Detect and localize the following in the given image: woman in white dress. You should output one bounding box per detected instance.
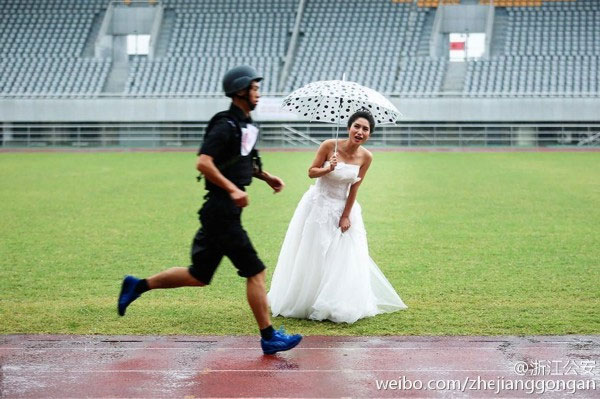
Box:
[268,110,407,324]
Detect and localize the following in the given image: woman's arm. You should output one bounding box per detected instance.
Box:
[308,140,337,178]
[339,151,372,233]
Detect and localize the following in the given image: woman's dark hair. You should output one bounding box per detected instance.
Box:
[347,109,375,132]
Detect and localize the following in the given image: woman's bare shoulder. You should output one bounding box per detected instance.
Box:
[361,147,373,162]
[321,139,336,148]
[317,139,336,153]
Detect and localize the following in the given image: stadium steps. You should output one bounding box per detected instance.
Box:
[441,61,467,92]
[416,10,435,57]
[154,9,175,59]
[577,132,600,146]
[490,7,508,57]
[281,125,321,146]
[82,11,106,58]
[103,61,129,93]
[102,36,129,93]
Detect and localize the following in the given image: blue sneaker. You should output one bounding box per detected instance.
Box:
[118,275,141,316]
[261,326,302,355]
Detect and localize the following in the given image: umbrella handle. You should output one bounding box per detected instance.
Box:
[334,126,338,155]
[334,80,344,155]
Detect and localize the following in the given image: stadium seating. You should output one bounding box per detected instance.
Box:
[0,0,108,95]
[125,56,282,94]
[463,0,600,96]
[285,0,438,94]
[0,56,110,96]
[418,0,460,7]
[0,0,598,97]
[464,55,599,96]
[393,57,447,95]
[126,0,296,94]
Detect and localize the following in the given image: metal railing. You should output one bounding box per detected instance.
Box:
[1,91,599,99]
[2,123,599,148]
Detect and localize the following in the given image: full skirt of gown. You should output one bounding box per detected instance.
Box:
[267,162,407,324]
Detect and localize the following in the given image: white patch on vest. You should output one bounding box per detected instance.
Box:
[241,124,259,156]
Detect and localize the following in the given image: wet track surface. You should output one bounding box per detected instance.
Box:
[1,335,599,398]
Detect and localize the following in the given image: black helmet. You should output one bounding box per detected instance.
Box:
[222,65,263,97]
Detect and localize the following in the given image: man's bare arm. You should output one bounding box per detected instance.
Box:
[196,154,248,207]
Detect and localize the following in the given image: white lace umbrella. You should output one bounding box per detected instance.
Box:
[282,78,401,152]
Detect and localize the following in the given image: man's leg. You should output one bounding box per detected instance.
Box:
[246,270,270,329]
[147,267,206,289]
[245,269,302,354]
[118,222,222,316]
[117,267,206,316]
[227,232,302,355]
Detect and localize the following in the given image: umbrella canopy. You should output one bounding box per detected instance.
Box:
[282,80,401,126]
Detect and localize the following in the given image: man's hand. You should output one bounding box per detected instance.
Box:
[230,188,249,207]
[266,174,285,193]
[339,216,351,233]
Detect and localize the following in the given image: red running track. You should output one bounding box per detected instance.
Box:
[1,147,600,153]
[0,335,599,398]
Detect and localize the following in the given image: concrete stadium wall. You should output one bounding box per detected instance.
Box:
[96,4,159,59]
[112,7,155,35]
[0,97,598,123]
[440,5,489,33]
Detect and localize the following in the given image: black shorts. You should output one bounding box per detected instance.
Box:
[188,192,265,285]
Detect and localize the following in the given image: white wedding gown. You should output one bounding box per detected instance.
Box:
[268,162,407,324]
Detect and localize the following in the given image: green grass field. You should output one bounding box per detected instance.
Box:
[1,151,599,336]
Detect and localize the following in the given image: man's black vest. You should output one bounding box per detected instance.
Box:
[199,110,262,192]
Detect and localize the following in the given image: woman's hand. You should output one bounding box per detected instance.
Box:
[339,216,351,233]
[328,153,338,171]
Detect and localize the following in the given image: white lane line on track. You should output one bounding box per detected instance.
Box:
[3,346,590,350]
[2,367,512,373]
